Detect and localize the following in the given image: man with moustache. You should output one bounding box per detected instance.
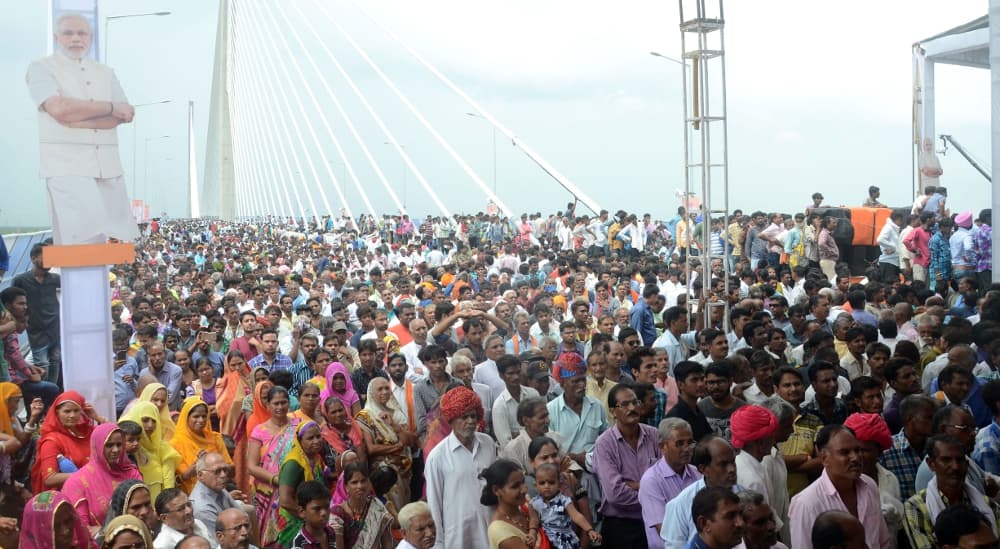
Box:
[638,418,701,549]
[214,508,256,549]
[396,501,436,549]
[26,12,139,244]
[788,425,889,549]
[737,491,788,549]
[686,487,746,549]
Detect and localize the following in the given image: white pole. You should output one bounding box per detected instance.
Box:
[990,0,1000,282]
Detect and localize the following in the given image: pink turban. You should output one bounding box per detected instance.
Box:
[440,386,483,425]
[956,211,974,229]
[730,405,778,449]
[844,413,892,451]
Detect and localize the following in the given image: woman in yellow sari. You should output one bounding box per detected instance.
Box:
[120,402,180,499]
[138,383,176,441]
[171,396,233,493]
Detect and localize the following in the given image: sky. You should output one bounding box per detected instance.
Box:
[0,0,992,229]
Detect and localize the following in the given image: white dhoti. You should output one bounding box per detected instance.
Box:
[45,175,139,245]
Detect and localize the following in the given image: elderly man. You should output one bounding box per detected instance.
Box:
[214,508,255,549]
[902,435,1000,549]
[26,13,139,244]
[153,488,215,549]
[397,501,436,549]
[191,452,247,534]
[400,318,431,380]
[662,436,743,549]
[425,386,495,549]
[638,418,701,549]
[789,425,889,549]
[594,384,661,548]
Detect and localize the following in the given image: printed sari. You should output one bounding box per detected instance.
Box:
[61,423,142,528]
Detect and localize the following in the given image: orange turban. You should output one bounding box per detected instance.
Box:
[844,413,892,451]
[440,386,483,425]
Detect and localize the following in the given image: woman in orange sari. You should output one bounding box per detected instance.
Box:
[216,351,252,491]
[171,396,233,493]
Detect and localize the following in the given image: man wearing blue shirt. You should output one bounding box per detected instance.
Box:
[630,284,661,346]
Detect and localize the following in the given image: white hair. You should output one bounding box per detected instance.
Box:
[398,501,432,532]
[55,12,91,33]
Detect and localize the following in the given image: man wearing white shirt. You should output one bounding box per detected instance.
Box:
[530,304,561,342]
[425,386,496,549]
[400,319,431,381]
[396,502,436,549]
[473,334,508,403]
[731,405,786,535]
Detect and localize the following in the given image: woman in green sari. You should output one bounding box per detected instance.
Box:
[275,420,326,548]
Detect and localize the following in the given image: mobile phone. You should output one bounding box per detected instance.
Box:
[202,331,218,343]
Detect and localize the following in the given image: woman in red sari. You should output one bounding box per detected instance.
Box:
[30,391,102,493]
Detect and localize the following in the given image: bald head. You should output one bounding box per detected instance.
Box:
[215,508,251,549]
[812,511,867,549]
[947,344,977,371]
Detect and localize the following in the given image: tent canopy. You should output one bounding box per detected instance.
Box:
[919,15,989,69]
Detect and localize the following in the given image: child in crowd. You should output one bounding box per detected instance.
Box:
[530,463,601,549]
[118,420,143,467]
[289,480,335,549]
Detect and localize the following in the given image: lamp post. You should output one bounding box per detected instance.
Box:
[131,100,172,196]
[104,11,171,63]
[143,135,170,202]
[383,142,406,210]
[465,112,497,195]
[649,51,689,68]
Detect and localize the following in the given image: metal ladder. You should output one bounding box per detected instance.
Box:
[679,0,731,331]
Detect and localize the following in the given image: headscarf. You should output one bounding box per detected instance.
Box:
[246,379,274,437]
[321,397,364,456]
[19,490,97,549]
[282,421,323,482]
[61,424,142,527]
[97,479,149,545]
[729,405,778,449]
[355,378,403,446]
[330,450,359,506]
[439,386,484,425]
[217,351,252,436]
[320,362,359,410]
[844,413,892,452]
[138,383,176,441]
[0,382,22,436]
[101,515,153,549]
[30,391,95,493]
[172,396,233,492]
[119,402,181,500]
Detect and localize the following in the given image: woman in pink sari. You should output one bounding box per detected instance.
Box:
[19,490,98,549]
[246,385,299,546]
[61,423,142,534]
[320,362,361,416]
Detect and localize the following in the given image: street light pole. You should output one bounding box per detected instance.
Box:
[466,112,498,195]
[131,100,172,197]
[144,135,170,202]
[104,11,171,64]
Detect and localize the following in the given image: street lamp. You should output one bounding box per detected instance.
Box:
[131,100,172,197]
[104,11,171,63]
[649,51,689,68]
[384,142,406,209]
[465,112,498,195]
[144,135,170,202]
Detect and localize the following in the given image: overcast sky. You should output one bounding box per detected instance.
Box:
[0,0,991,229]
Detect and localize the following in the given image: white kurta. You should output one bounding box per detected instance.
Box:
[425,431,497,549]
[27,51,139,244]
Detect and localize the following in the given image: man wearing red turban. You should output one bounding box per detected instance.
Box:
[732,405,785,535]
[425,386,495,548]
[844,413,903,543]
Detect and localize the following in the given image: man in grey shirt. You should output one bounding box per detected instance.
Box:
[190,452,248,534]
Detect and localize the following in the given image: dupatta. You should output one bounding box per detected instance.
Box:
[30,391,94,493]
[138,383,176,441]
[0,382,21,436]
[217,351,251,437]
[19,491,97,549]
[319,362,360,410]
[171,396,233,493]
[120,402,181,500]
[61,423,141,527]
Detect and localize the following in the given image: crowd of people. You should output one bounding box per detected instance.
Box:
[0,188,996,549]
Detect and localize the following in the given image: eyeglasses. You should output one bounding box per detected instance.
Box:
[946,424,978,433]
[201,466,229,476]
[220,522,251,533]
[615,399,641,409]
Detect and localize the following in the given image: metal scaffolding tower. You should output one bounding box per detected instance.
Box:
[679,0,731,329]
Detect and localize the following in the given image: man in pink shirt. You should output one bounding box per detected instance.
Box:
[788,424,889,549]
[902,213,934,284]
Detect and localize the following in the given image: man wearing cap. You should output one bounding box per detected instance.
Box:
[593,384,661,548]
[425,386,495,549]
[951,211,978,281]
[844,413,904,545]
[731,405,783,534]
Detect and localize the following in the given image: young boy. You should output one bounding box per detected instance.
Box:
[289,480,335,549]
[118,420,143,467]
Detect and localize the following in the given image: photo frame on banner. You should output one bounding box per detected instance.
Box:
[49,0,101,60]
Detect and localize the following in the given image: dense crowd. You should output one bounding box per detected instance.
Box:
[0,186,997,549]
